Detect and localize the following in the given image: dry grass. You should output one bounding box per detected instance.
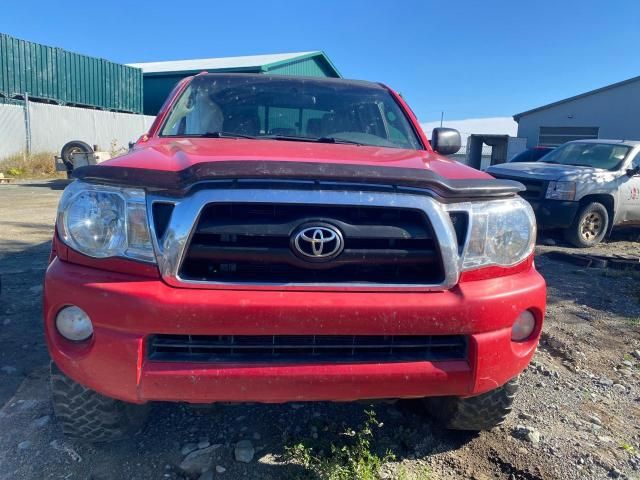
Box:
[0,152,62,178]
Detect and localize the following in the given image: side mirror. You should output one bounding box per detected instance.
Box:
[431,128,461,155]
[626,166,640,177]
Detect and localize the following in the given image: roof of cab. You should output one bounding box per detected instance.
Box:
[189,72,386,90]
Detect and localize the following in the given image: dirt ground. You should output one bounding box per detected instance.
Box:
[0,180,639,480]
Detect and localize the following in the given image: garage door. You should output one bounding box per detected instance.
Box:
[538,126,599,147]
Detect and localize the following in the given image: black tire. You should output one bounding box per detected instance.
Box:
[60,140,93,177]
[564,202,609,248]
[423,377,519,431]
[50,362,149,442]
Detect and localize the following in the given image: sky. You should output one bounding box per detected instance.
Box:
[2,0,640,126]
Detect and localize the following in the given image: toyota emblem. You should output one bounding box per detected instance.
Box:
[291,224,344,261]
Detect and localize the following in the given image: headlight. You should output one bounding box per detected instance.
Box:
[57,181,155,262]
[452,196,536,270]
[546,181,575,201]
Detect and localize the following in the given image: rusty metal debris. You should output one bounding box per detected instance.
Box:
[543,251,640,270]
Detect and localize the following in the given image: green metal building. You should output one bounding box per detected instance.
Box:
[129,51,341,115]
[0,34,341,117]
[0,33,143,113]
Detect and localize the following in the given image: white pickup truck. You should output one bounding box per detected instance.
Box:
[487,139,640,247]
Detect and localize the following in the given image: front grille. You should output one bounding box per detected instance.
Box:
[518,179,546,200]
[147,334,468,363]
[491,174,546,201]
[179,203,444,285]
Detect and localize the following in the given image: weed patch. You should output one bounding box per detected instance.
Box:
[284,410,394,480]
[620,442,636,455]
[0,152,59,178]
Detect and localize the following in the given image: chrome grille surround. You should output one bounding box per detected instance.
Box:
[147,187,465,291]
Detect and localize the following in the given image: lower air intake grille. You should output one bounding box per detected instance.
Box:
[147,334,467,363]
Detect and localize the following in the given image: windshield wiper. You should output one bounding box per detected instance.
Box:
[317,136,364,146]
[265,134,363,146]
[197,132,364,145]
[200,131,258,139]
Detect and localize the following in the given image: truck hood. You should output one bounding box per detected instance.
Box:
[75,138,525,199]
[102,137,488,180]
[487,161,604,181]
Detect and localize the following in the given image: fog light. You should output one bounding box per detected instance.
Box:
[55,306,93,342]
[512,310,536,341]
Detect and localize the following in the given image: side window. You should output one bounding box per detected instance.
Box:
[161,85,193,135]
[268,107,299,135]
[301,109,327,136]
[380,104,413,147]
[631,151,640,168]
[607,145,628,168]
[387,110,407,144]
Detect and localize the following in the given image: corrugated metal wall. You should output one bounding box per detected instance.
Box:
[0,103,27,159]
[0,101,154,160]
[0,34,143,113]
[140,55,340,115]
[142,75,192,116]
[267,58,333,77]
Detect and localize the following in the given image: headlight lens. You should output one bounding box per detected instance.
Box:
[64,189,126,256]
[546,181,576,201]
[57,181,155,262]
[457,196,536,270]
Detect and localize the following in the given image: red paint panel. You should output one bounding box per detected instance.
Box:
[44,259,545,403]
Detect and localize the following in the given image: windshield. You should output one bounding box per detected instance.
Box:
[510,148,553,163]
[538,142,631,170]
[160,75,422,150]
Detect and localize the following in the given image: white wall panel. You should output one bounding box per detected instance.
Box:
[28,103,155,154]
[0,104,27,158]
[0,102,155,160]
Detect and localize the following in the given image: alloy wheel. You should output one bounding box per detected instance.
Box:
[579,212,603,242]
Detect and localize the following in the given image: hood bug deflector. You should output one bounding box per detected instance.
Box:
[73,161,523,201]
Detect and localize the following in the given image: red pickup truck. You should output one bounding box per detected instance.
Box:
[45,73,545,441]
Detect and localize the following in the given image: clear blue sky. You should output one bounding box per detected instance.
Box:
[2,0,639,122]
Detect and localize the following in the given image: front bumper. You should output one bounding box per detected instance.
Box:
[528,199,579,229]
[44,258,546,404]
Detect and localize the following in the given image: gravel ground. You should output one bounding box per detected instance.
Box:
[0,180,639,480]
